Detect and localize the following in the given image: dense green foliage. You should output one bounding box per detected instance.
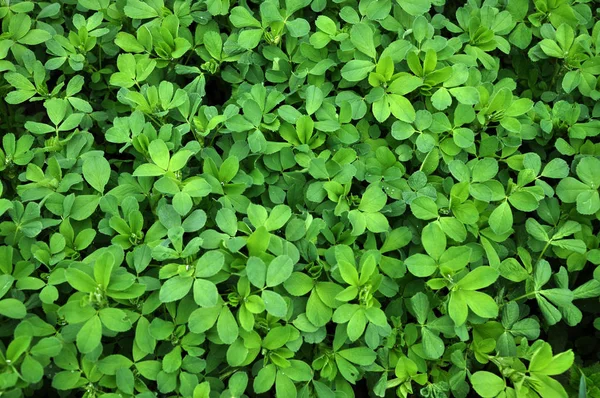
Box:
[0,0,599,397]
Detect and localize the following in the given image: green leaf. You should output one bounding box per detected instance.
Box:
[276,372,297,398]
[449,87,480,105]
[351,23,376,59]
[305,86,324,115]
[449,290,468,326]
[439,217,467,242]
[472,158,499,182]
[188,306,221,333]
[499,258,529,282]
[216,208,238,236]
[505,98,534,117]
[341,60,375,82]
[540,350,574,375]
[388,94,416,123]
[65,268,97,293]
[422,222,446,261]
[410,196,438,220]
[556,177,591,203]
[77,315,102,354]
[347,308,367,341]
[348,209,367,236]
[21,355,44,383]
[230,7,261,28]
[0,0,597,390]
[247,203,268,228]
[388,74,423,95]
[99,308,132,332]
[464,290,499,319]
[163,346,182,373]
[265,205,292,231]
[405,254,437,277]
[217,306,239,344]
[285,0,311,14]
[0,298,27,319]
[247,226,270,256]
[193,279,219,307]
[115,32,145,53]
[540,39,564,58]
[159,276,193,303]
[359,185,387,212]
[453,128,475,148]
[254,364,277,393]
[550,239,587,253]
[83,156,111,193]
[509,191,538,212]
[262,290,288,318]
[338,260,359,286]
[526,218,550,242]
[286,18,310,37]
[195,251,225,277]
[174,192,192,215]
[284,272,314,296]
[52,371,82,390]
[148,139,170,170]
[399,0,431,15]
[6,335,31,363]
[203,31,223,59]
[133,163,166,177]
[170,150,194,173]
[576,157,600,188]
[457,267,499,290]
[266,255,294,287]
[380,227,412,253]
[116,368,135,395]
[471,371,505,397]
[529,343,553,373]
[30,337,62,357]
[364,211,390,233]
[124,0,159,19]
[246,257,267,288]
[422,328,445,359]
[432,87,452,110]
[24,121,54,135]
[238,29,263,49]
[337,347,376,365]
[409,293,429,324]
[489,201,513,235]
[45,98,67,125]
[576,190,600,215]
[562,70,581,93]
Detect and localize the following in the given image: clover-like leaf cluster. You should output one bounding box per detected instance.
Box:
[0,1,599,398]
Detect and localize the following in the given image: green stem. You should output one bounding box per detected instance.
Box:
[549,62,565,89]
[218,366,235,380]
[537,240,551,264]
[511,291,536,302]
[184,48,196,66]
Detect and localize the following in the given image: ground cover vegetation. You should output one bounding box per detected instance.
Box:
[0,0,599,397]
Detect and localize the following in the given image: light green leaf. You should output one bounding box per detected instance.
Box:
[266,255,294,287]
[351,23,376,59]
[77,315,102,354]
[341,60,375,82]
[359,185,387,212]
[159,276,193,303]
[489,201,513,235]
[83,156,111,193]
[471,371,505,397]
[410,197,438,220]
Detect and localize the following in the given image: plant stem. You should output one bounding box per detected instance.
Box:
[511,291,536,302]
[536,240,551,264]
